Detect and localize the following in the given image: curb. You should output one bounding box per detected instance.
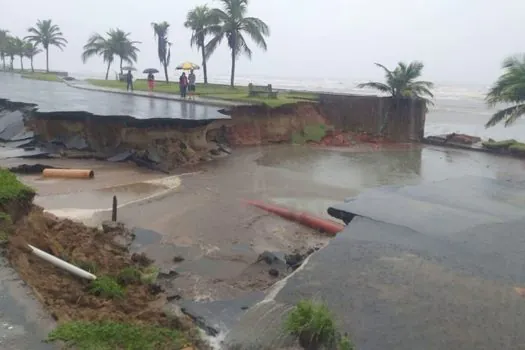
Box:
[63,80,248,109]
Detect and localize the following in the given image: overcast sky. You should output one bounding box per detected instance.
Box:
[1,0,524,85]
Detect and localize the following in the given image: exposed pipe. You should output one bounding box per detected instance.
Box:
[244,200,345,236]
[42,168,95,179]
[28,244,97,280]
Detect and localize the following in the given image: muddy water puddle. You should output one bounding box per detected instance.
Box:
[256,145,525,191]
[34,182,167,210]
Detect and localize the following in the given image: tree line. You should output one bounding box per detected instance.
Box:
[0,0,269,87]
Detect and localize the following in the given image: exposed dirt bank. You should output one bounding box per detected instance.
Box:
[2,97,421,173]
[0,169,203,348]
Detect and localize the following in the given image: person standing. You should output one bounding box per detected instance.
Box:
[126,69,134,92]
[179,72,188,98]
[147,72,155,93]
[188,69,196,99]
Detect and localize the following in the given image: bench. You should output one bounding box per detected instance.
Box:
[248,83,278,99]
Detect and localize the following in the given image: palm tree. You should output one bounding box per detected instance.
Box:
[206,0,270,87]
[0,29,9,71]
[357,61,434,105]
[5,36,15,71]
[81,32,116,80]
[12,37,26,71]
[25,19,67,72]
[485,55,525,127]
[24,42,42,72]
[185,6,217,84]
[152,22,171,83]
[110,29,140,75]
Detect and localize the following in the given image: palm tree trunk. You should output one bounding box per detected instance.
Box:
[120,58,123,75]
[230,49,236,87]
[163,62,169,84]
[45,48,49,73]
[31,57,34,73]
[1,56,5,71]
[105,61,111,80]
[201,46,208,84]
[19,55,23,71]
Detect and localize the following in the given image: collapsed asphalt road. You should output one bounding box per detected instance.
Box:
[224,176,525,350]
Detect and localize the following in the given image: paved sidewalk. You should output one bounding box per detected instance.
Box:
[64,80,253,108]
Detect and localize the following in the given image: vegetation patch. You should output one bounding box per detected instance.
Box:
[117,266,142,285]
[292,124,327,145]
[284,299,355,350]
[88,276,125,299]
[47,320,185,350]
[482,139,517,150]
[509,142,525,155]
[285,299,338,349]
[21,72,61,82]
[87,79,318,108]
[0,169,35,205]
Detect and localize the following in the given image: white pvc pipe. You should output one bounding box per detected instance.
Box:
[28,244,97,281]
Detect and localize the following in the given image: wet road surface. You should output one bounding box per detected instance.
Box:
[224,176,525,350]
[0,73,227,119]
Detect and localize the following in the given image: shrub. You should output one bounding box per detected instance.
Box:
[88,276,125,299]
[285,299,337,350]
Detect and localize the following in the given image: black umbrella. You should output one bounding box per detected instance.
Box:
[143,68,159,74]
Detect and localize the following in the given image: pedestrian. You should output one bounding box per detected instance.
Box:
[126,69,134,92]
[147,72,155,93]
[188,69,196,99]
[179,72,188,98]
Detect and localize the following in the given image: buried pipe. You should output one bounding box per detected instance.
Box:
[244,200,345,236]
[28,244,97,281]
[42,168,95,179]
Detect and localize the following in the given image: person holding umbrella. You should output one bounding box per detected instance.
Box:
[179,72,188,98]
[176,62,200,99]
[143,68,159,94]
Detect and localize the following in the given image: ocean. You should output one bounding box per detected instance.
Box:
[70,71,525,143]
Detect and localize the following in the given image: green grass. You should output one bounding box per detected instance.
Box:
[509,142,525,154]
[291,124,327,144]
[482,139,525,155]
[47,320,185,350]
[482,139,517,150]
[285,299,338,349]
[87,79,319,108]
[0,169,35,206]
[20,72,62,82]
[88,276,125,299]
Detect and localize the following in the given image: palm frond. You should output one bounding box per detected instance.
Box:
[485,104,525,127]
[357,81,392,93]
[240,17,269,51]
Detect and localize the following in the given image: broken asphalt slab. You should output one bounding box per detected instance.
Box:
[223,176,525,350]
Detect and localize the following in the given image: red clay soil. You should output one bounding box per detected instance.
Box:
[6,206,198,341]
[310,130,398,147]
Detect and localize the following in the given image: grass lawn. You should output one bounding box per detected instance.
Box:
[20,72,62,82]
[87,79,319,107]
